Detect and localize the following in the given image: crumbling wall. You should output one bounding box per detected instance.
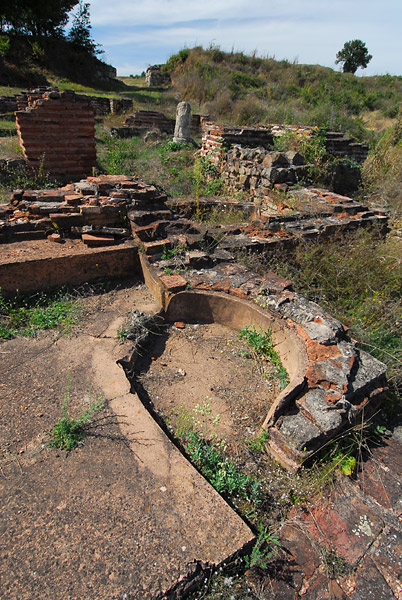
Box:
[145,65,171,87]
[221,146,309,199]
[201,121,368,198]
[16,88,132,116]
[110,110,206,139]
[124,110,175,134]
[15,89,97,179]
[201,121,369,164]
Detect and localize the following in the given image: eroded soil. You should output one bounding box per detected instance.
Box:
[136,322,281,444]
[134,323,310,529]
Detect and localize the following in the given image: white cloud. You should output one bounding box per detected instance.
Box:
[88,0,402,76]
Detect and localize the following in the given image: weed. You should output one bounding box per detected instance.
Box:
[161,243,186,261]
[47,383,104,452]
[244,522,280,569]
[239,326,289,388]
[247,429,269,452]
[0,288,79,339]
[180,427,262,504]
[117,310,159,344]
[320,547,352,578]
[310,416,387,480]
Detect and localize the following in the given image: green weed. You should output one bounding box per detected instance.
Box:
[179,426,262,504]
[247,429,269,452]
[310,418,388,480]
[47,384,104,452]
[239,326,289,388]
[244,522,280,570]
[0,289,79,339]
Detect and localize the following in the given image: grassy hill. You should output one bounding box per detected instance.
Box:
[0,33,122,91]
[163,46,402,141]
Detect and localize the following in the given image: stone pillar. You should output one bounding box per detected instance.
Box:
[173,102,192,143]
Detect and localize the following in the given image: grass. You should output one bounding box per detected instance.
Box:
[239,326,289,389]
[96,133,196,196]
[179,426,262,505]
[239,229,402,405]
[166,45,402,140]
[0,288,79,339]
[47,383,104,452]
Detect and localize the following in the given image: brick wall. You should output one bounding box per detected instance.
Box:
[124,110,175,134]
[15,89,97,179]
[201,121,369,165]
[16,88,133,116]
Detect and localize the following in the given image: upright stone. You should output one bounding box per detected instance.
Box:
[173,102,192,143]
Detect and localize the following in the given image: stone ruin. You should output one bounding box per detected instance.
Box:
[173,101,193,143]
[0,88,133,117]
[0,171,389,471]
[15,89,97,180]
[201,121,369,197]
[110,110,206,139]
[145,65,172,87]
[0,95,392,470]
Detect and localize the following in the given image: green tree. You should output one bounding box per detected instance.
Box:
[0,0,78,36]
[335,39,372,74]
[67,1,101,55]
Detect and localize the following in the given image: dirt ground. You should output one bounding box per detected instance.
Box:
[136,322,281,445]
[135,323,310,530]
[0,279,255,600]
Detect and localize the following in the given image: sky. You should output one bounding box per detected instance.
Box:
[86,0,401,77]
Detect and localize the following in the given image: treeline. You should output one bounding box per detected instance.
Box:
[0,0,100,55]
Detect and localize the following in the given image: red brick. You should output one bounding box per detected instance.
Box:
[160,274,187,292]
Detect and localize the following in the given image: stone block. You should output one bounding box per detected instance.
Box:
[262,152,290,168]
[278,412,322,452]
[160,273,187,292]
[297,389,344,434]
[82,233,115,246]
[348,558,394,600]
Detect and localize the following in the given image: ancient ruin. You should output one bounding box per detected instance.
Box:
[1,98,401,599]
[173,101,193,143]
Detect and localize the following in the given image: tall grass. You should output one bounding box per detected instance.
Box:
[167,46,402,140]
[240,230,402,401]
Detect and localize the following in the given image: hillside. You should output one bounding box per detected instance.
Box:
[0,34,122,90]
[163,46,402,141]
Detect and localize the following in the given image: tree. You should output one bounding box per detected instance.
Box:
[335,40,372,74]
[67,1,102,55]
[1,0,78,36]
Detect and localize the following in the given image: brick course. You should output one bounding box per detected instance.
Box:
[15,90,97,179]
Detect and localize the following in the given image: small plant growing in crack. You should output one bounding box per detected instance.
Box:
[239,326,289,389]
[47,383,104,452]
[244,522,280,569]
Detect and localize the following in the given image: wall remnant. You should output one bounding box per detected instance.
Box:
[16,87,132,116]
[201,121,368,164]
[200,120,368,197]
[0,95,18,113]
[110,109,206,139]
[0,173,389,469]
[145,65,171,87]
[15,89,97,179]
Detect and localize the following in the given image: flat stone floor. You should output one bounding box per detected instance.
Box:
[0,237,133,264]
[0,281,253,600]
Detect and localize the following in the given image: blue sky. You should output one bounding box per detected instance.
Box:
[86,0,401,77]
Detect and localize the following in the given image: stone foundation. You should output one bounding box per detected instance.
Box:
[0,174,388,470]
